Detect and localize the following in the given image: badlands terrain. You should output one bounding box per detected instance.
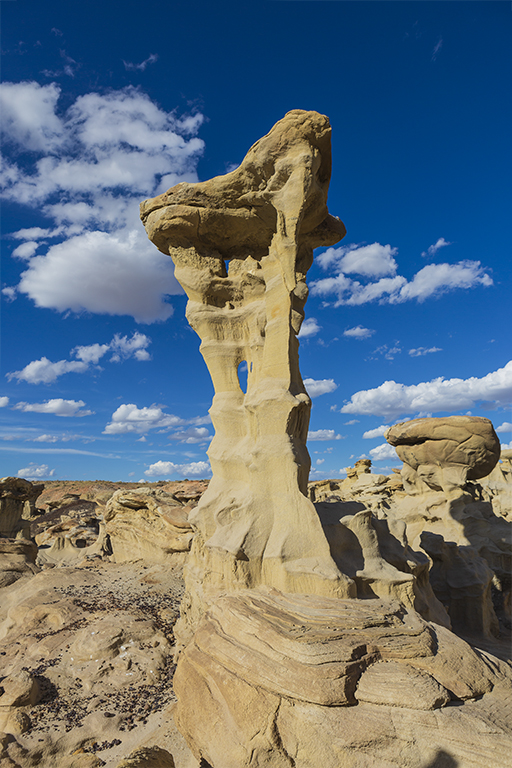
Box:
[0,448,511,768]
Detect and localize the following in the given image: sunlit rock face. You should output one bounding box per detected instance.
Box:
[0,477,44,540]
[142,115,512,768]
[142,110,354,646]
[385,416,501,497]
[384,416,511,639]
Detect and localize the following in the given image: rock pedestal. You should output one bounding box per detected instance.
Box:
[142,110,353,646]
[142,114,512,768]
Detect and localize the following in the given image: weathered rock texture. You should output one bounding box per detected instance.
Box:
[385,416,500,497]
[383,417,511,639]
[0,477,44,539]
[104,487,194,564]
[174,589,512,768]
[141,110,354,646]
[140,114,512,768]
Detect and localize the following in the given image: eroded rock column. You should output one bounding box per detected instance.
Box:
[141,110,354,644]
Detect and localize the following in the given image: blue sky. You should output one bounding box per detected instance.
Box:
[1,0,511,482]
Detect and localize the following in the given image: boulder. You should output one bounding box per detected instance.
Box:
[104,487,194,563]
[385,416,500,496]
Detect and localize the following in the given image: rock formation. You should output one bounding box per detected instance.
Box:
[0,477,44,539]
[385,416,501,498]
[383,416,511,639]
[141,109,354,647]
[141,112,512,768]
[104,487,194,564]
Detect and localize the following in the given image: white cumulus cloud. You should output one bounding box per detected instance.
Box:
[104,403,185,435]
[317,243,398,277]
[311,241,492,308]
[14,399,93,417]
[341,360,512,419]
[32,434,60,443]
[369,443,398,461]
[8,357,89,385]
[362,425,389,439]
[144,460,211,478]
[0,82,204,322]
[9,332,152,384]
[304,378,338,398]
[169,427,211,444]
[0,397,9,407]
[298,317,321,339]
[496,422,512,433]
[343,325,375,340]
[17,462,55,479]
[308,429,343,441]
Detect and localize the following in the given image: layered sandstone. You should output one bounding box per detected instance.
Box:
[141,112,512,768]
[141,110,353,647]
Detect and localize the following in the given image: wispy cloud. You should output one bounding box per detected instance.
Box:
[123,54,159,72]
[373,344,402,361]
[408,346,442,357]
[8,332,151,384]
[421,237,451,258]
[13,399,93,417]
[431,36,443,62]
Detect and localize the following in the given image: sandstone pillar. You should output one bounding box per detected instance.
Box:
[141,110,355,645]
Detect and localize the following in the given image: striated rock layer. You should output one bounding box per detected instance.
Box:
[142,110,354,647]
[174,589,512,768]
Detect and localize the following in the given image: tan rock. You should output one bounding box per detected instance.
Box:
[0,478,44,539]
[115,746,175,767]
[0,539,38,589]
[0,670,39,707]
[104,487,194,563]
[385,416,500,496]
[174,589,511,768]
[354,660,450,709]
[142,110,352,648]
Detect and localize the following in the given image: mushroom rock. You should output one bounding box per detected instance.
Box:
[141,109,353,648]
[385,416,500,497]
[384,417,511,640]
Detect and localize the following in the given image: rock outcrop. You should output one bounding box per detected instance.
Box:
[385,416,500,498]
[104,487,194,563]
[0,477,44,539]
[174,589,512,768]
[142,109,353,648]
[142,112,512,768]
[383,417,511,639]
